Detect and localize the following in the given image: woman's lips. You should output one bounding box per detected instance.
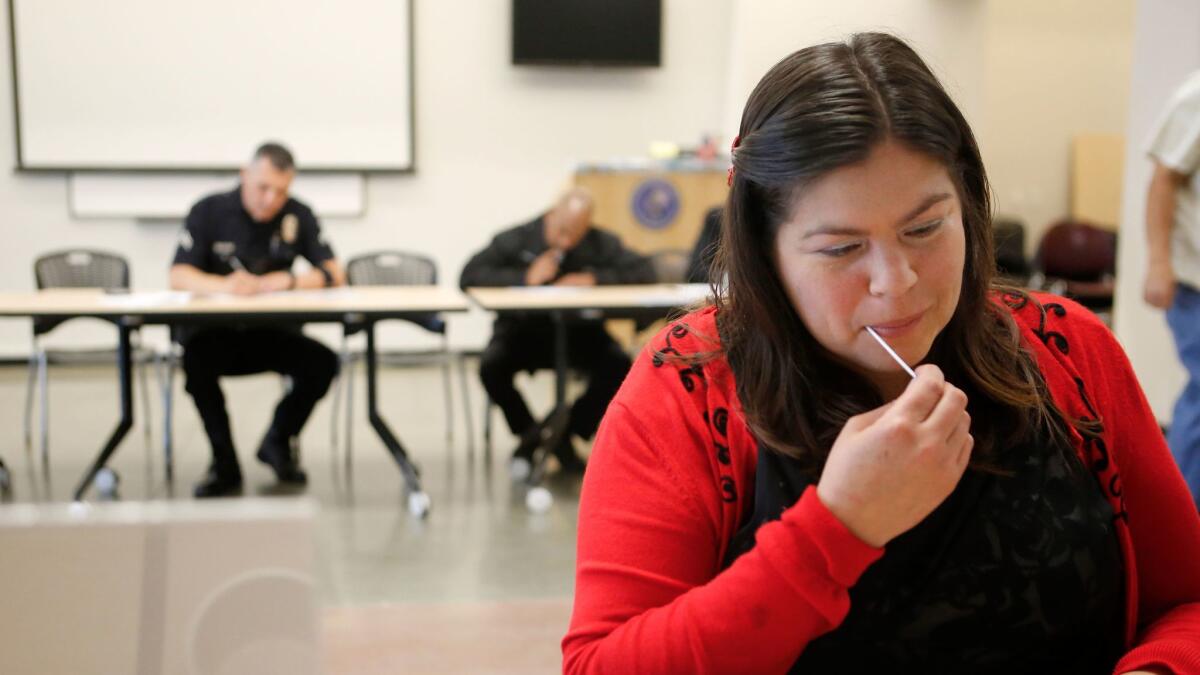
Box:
[867,311,925,337]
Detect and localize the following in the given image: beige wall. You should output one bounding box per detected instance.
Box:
[723,0,1135,254]
[723,0,987,136]
[978,0,1135,250]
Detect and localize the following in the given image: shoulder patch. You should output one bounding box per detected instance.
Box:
[282,213,299,243]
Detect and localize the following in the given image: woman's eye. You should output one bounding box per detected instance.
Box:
[819,243,860,258]
[907,219,943,238]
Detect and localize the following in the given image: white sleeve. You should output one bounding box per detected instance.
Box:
[1147,73,1200,174]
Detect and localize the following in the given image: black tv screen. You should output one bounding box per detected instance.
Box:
[512,0,662,67]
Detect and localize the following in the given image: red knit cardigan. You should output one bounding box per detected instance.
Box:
[563,293,1200,674]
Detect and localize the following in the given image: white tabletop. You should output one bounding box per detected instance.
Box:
[465,283,713,313]
[0,286,469,319]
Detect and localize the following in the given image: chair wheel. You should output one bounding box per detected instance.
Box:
[407,491,431,518]
[525,486,552,514]
[94,468,119,497]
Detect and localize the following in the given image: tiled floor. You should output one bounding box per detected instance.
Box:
[0,357,581,673]
[323,599,573,674]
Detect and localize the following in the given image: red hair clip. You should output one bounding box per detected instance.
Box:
[727,135,741,187]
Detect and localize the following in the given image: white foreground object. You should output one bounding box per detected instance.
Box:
[0,498,319,675]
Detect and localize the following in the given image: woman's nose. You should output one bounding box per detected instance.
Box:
[867,247,918,297]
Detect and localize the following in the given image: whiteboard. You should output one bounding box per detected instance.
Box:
[68,172,365,219]
[10,0,414,172]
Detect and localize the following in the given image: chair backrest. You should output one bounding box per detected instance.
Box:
[992,218,1030,281]
[345,250,443,334]
[1034,220,1117,282]
[346,251,437,287]
[649,249,691,284]
[34,249,130,290]
[687,206,723,283]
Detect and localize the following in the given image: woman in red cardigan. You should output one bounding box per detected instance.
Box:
[564,32,1200,674]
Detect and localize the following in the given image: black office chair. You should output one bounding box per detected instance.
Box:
[992,217,1032,285]
[26,249,154,467]
[687,206,723,284]
[331,251,472,466]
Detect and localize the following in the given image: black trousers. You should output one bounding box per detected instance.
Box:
[479,320,631,443]
[182,326,338,470]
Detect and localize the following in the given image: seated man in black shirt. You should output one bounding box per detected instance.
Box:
[170,142,346,498]
[460,188,655,477]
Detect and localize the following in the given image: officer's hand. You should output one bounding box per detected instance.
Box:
[554,272,596,287]
[225,270,261,296]
[524,250,561,286]
[1144,264,1176,309]
[816,365,972,548]
[258,271,295,293]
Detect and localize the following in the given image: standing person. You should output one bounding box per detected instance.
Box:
[460,188,655,477]
[170,142,345,498]
[565,34,1200,673]
[1144,70,1200,507]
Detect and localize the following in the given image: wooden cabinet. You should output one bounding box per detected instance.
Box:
[574,161,728,254]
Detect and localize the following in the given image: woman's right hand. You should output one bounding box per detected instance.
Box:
[816,364,973,548]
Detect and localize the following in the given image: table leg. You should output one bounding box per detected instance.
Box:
[364,321,427,509]
[73,320,135,500]
[553,311,568,406]
[527,312,570,486]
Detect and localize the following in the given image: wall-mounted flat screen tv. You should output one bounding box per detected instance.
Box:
[512,0,662,67]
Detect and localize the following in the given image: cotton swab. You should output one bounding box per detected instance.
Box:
[864,326,917,379]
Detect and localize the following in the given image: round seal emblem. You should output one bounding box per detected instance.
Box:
[631,179,680,230]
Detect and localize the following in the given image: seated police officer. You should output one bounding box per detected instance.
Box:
[460,188,655,477]
[170,142,345,498]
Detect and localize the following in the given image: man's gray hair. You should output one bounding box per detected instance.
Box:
[253,142,295,172]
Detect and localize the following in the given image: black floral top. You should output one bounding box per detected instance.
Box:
[725,428,1125,673]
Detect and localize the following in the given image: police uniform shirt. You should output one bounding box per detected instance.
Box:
[172,186,334,276]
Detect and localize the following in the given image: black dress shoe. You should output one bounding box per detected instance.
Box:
[509,426,541,480]
[256,436,308,485]
[194,467,243,498]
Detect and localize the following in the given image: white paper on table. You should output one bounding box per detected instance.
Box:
[635,283,713,307]
[97,290,193,308]
[512,285,586,295]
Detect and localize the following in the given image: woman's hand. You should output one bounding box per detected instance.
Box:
[816,364,972,548]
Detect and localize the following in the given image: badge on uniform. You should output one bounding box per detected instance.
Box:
[282,214,299,244]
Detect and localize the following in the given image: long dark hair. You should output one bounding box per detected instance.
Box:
[715,32,1069,475]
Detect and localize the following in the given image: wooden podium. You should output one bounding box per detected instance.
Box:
[573,159,728,255]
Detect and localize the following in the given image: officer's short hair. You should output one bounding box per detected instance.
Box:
[253,142,295,172]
